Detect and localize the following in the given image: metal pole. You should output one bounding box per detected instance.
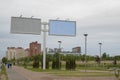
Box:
[100,44,101,58]
[99,43,102,63]
[59,43,61,52]
[58,41,61,52]
[84,34,88,72]
[42,22,48,70]
[58,41,61,69]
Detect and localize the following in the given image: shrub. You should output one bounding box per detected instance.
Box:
[52,53,61,69]
[66,54,76,70]
[33,61,39,68]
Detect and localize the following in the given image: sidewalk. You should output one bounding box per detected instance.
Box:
[6,67,28,80]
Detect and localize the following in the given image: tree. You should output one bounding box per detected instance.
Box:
[2,57,7,64]
[102,52,110,60]
[95,55,100,64]
[102,52,107,60]
[33,55,40,68]
[81,54,85,62]
[52,53,61,69]
[23,57,29,68]
[113,56,117,65]
[66,54,76,70]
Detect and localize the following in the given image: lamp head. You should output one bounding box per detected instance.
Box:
[84,34,88,36]
[99,43,102,45]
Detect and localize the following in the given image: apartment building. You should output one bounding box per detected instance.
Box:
[6,47,28,60]
[29,41,41,56]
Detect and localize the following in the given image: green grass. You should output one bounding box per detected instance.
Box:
[51,72,113,77]
[0,64,8,79]
[21,61,120,77]
[26,67,114,77]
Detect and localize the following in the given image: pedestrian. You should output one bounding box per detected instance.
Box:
[7,63,9,68]
[10,63,12,68]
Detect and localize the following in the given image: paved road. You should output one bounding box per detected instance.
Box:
[6,67,28,80]
[6,66,118,80]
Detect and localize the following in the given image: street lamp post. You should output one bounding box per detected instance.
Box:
[58,41,62,52]
[58,41,62,69]
[84,34,88,72]
[99,43,102,63]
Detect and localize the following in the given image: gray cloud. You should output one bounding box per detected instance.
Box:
[0,0,120,58]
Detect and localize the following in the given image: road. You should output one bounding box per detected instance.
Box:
[6,66,117,80]
[6,67,28,80]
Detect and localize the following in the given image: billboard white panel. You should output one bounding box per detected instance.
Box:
[11,17,41,35]
[49,20,76,36]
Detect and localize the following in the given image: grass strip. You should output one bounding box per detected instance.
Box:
[0,64,8,80]
[26,67,114,77]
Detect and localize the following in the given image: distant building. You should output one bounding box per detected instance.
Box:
[25,48,29,57]
[6,47,16,60]
[6,41,41,60]
[54,48,58,53]
[72,47,81,53]
[48,48,54,53]
[29,41,41,56]
[6,47,28,60]
[15,47,27,59]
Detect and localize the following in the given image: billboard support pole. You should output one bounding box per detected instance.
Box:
[42,22,48,70]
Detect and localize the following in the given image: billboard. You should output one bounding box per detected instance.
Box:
[49,20,76,36]
[11,17,41,35]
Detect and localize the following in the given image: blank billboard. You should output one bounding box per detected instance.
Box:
[49,20,76,36]
[11,17,41,35]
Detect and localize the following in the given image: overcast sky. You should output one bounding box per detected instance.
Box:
[0,0,120,59]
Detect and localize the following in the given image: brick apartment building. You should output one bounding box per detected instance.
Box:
[29,41,41,56]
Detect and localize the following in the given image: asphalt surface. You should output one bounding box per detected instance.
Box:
[6,66,118,80]
[6,67,28,80]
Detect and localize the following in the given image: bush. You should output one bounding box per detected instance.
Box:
[2,57,7,64]
[52,53,61,69]
[33,61,39,68]
[32,55,40,68]
[66,54,76,70]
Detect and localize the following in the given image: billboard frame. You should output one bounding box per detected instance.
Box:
[11,16,41,35]
[48,20,76,37]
